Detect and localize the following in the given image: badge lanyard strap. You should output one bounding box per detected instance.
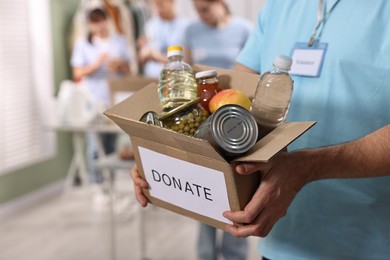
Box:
[308,0,341,47]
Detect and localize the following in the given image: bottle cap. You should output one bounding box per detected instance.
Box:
[167,45,183,58]
[273,55,293,71]
[195,70,218,79]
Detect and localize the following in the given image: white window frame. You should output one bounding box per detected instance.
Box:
[0,0,55,175]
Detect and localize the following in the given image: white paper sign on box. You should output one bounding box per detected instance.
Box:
[138,147,231,224]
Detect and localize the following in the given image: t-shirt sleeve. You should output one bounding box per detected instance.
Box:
[70,39,86,67]
[236,3,270,73]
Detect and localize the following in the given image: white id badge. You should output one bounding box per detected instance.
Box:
[290,42,328,77]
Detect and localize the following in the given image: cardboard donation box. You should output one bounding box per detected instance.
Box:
[105,65,315,230]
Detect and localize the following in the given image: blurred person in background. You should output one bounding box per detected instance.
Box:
[183,0,252,259]
[71,8,131,198]
[184,0,252,70]
[137,0,189,78]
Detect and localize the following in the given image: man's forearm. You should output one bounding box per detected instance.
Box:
[295,124,390,183]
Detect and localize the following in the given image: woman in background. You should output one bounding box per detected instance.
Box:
[184,0,252,69]
[71,8,131,187]
[184,1,253,259]
[138,0,189,78]
[71,8,131,109]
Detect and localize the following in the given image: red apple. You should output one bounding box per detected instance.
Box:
[208,89,251,113]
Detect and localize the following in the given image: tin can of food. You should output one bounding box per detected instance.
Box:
[139,111,163,127]
[194,104,258,158]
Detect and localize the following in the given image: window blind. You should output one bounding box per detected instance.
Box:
[0,0,55,175]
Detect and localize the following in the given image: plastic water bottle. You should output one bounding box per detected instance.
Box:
[251,55,293,138]
[157,46,198,112]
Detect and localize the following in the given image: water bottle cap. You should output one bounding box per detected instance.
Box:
[273,55,293,71]
[195,70,218,79]
[167,45,183,58]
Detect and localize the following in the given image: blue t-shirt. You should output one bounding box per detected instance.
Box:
[185,17,252,69]
[71,34,130,107]
[237,0,390,259]
[143,17,190,78]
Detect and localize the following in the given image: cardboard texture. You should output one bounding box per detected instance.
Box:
[105,66,315,230]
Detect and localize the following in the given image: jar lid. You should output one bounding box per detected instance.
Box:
[195,70,218,79]
[159,98,201,121]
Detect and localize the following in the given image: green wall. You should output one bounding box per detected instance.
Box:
[0,0,80,205]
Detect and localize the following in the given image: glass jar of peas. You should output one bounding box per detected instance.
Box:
[160,98,209,136]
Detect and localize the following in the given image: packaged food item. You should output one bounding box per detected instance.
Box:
[157,46,198,112]
[139,111,163,127]
[194,104,258,159]
[160,99,209,136]
[251,54,293,138]
[195,70,221,112]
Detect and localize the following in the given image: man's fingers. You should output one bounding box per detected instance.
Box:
[134,177,149,189]
[224,178,269,222]
[223,199,262,224]
[131,165,149,188]
[131,164,150,207]
[134,186,149,207]
[225,212,274,238]
[223,210,250,224]
[225,223,257,238]
[235,162,267,175]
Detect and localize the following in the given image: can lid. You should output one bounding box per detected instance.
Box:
[167,45,183,58]
[210,104,258,155]
[195,70,218,79]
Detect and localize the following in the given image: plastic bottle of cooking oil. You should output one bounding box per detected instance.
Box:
[251,54,293,138]
[157,46,198,112]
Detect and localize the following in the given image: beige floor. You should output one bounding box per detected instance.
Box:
[0,170,261,260]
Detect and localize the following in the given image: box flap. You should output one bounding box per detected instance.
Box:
[235,121,316,162]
